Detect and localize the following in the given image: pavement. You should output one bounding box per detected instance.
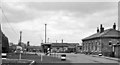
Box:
[3,52,120,65]
[90,54,120,62]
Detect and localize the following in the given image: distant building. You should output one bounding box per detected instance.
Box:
[41,43,80,53]
[41,43,52,53]
[51,43,79,53]
[26,46,42,52]
[20,42,27,50]
[82,23,120,57]
[51,43,68,53]
[9,44,17,53]
[76,45,82,53]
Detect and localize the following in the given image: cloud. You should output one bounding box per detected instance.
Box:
[2,2,117,23]
[1,2,118,45]
[2,0,119,2]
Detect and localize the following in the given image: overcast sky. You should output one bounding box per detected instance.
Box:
[1,0,119,46]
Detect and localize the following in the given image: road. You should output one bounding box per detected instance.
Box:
[4,53,119,65]
[27,52,119,64]
[53,53,119,65]
[62,53,118,63]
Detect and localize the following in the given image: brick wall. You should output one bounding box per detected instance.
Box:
[101,38,119,57]
[82,38,119,56]
[82,38,102,55]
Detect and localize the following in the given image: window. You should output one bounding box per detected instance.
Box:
[109,42,112,45]
[109,41,112,45]
[95,42,97,51]
[117,42,120,45]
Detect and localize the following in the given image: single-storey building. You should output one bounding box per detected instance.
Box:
[82,23,120,57]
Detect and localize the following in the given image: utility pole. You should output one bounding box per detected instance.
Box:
[45,24,47,43]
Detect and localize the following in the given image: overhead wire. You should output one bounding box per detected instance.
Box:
[1,6,18,36]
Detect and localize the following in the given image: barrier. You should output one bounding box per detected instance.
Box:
[61,54,66,61]
[2,53,7,59]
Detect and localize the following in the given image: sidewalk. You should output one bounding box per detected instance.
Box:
[2,59,35,65]
[90,54,120,62]
[6,53,70,63]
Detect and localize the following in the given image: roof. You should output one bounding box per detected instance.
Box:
[82,29,120,41]
[51,43,79,47]
[26,46,42,49]
[52,43,68,47]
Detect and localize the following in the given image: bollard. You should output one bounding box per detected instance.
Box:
[2,53,7,59]
[61,54,66,61]
[41,54,43,61]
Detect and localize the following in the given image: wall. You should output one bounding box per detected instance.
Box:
[82,38,101,54]
[101,38,119,56]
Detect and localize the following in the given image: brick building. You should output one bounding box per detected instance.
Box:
[82,23,120,57]
[26,46,42,52]
[41,43,79,53]
[114,44,120,58]
[51,43,79,53]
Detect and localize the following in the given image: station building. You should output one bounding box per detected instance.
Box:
[82,23,120,57]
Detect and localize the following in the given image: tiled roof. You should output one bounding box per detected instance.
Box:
[52,43,68,47]
[82,29,120,40]
[26,46,42,49]
[51,43,79,47]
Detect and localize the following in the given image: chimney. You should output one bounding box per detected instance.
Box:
[97,27,99,33]
[62,39,63,43]
[100,24,104,33]
[113,23,116,30]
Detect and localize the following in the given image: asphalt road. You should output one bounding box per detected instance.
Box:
[54,53,119,65]
[62,53,118,63]
[3,53,120,65]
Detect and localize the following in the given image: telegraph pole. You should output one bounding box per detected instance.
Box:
[45,24,47,43]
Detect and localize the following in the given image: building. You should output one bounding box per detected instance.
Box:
[51,43,68,53]
[76,45,82,53]
[26,46,42,52]
[82,23,120,57]
[9,43,17,53]
[114,44,120,58]
[41,43,52,53]
[41,43,79,53]
[51,43,79,53]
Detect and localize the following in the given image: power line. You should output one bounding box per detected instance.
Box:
[1,7,18,36]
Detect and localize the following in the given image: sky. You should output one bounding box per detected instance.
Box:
[1,0,119,46]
